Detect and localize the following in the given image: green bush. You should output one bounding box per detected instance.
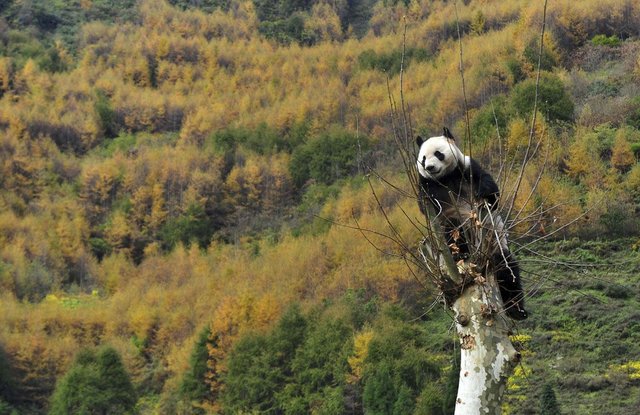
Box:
[511,73,574,123]
[626,97,640,130]
[222,299,376,414]
[362,306,442,415]
[252,0,375,42]
[506,57,526,83]
[600,204,636,237]
[280,318,352,413]
[581,123,616,160]
[168,0,231,12]
[441,359,459,414]
[208,122,307,155]
[603,283,629,300]
[94,133,137,158]
[49,347,136,415]
[252,0,320,45]
[290,128,368,188]
[2,0,139,55]
[363,361,396,414]
[159,204,220,250]
[16,260,58,302]
[259,14,316,46]
[414,383,445,415]
[95,90,117,139]
[222,305,307,413]
[219,299,450,414]
[591,34,622,47]
[523,41,557,72]
[357,47,430,76]
[470,95,511,144]
[37,46,67,73]
[270,305,308,367]
[88,237,112,261]
[539,383,561,415]
[589,79,620,97]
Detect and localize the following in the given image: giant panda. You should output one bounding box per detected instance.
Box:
[416,127,528,320]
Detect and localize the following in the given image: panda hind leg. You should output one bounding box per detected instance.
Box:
[494,251,528,321]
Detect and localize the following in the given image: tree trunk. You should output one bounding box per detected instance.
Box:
[452,278,520,415]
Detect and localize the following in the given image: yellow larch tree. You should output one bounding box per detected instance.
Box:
[611,130,636,174]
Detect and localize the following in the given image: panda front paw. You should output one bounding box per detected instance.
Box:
[476,187,498,207]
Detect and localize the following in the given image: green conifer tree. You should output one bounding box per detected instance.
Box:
[179,326,215,413]
[363,362,396,414]
[540,383,561,415]
[49,347,136,415]
[392,384,414,415]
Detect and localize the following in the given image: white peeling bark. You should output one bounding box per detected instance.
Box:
[452,279,519,415]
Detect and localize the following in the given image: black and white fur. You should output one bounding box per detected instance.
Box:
[416,127,528,320]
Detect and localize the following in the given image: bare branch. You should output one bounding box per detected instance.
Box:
[505,0,549,221]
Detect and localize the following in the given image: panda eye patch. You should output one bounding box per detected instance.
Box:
[434,151,445,161]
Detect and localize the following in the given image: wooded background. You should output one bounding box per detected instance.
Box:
[0,1,639,414]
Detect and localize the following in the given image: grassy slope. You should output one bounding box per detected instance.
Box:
[509,239,640,414]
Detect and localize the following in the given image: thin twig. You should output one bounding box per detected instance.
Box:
[505,0,549,221]
[454,1,473,186]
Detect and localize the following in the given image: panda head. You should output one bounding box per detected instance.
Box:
[416,127,470,180]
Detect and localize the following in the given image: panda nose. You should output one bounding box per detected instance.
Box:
[426,165,435,172]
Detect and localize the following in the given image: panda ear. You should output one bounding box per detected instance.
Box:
[416,135,425,146]
[443,127,455,141]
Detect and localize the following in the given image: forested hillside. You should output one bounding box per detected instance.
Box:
[0,0,639,414]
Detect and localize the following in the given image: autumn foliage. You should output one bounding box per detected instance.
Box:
[0,0,639,413]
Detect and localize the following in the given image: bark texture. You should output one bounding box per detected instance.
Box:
[452,279,519,415]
